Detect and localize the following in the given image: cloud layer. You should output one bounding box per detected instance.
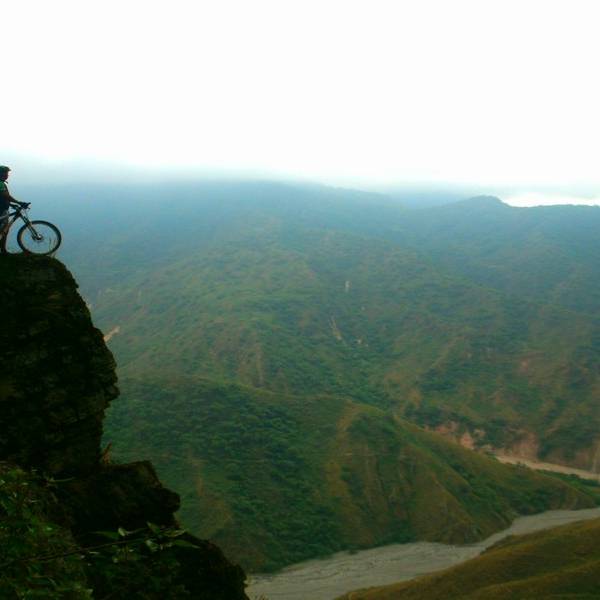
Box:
[3,0,600,188]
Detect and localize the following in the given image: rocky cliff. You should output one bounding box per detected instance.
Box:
[0,255,248,599]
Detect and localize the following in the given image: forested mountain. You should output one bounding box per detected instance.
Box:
[386,196,600,315]
[34,181,600,464]
[106,376,595,571]
[23,180,600,569]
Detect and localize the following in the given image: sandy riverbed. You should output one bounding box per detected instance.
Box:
[247,507,600,600]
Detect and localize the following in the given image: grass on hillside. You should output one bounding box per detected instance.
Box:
[87,215,600,464]
[336,517,600,599]
[104,375,596,572]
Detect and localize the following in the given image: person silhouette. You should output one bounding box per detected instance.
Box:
[0,166,16,235]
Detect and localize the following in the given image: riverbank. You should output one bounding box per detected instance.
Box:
[495,454,600,482]
[247,507,600,600]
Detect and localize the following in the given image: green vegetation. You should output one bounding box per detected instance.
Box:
[49,183,600,465]
[540,471,600,503]
[35,180,600,570]
[336,517,600,599]
[89,217,600,461]
[0,464,194,599]
[0,465,89,598]
[105,376,596,572]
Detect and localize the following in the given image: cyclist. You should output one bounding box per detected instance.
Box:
[0,166,18,235]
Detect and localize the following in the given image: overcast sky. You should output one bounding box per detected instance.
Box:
[3,0,600,203]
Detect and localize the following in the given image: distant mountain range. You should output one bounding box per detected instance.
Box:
[29,179,600,569]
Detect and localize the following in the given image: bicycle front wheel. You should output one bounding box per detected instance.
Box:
[17,220,62,255]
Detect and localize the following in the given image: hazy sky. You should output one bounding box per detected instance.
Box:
[3,0,600,196]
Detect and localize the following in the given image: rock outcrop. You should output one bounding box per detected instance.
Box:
[0,255,117,474]
[0,255,248,599]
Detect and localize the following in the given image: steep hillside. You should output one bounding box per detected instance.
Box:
[105,375,597,572]
[0,254,117,475]
[87,211,600,466]
[337,517,600,599]
[0,256,248,599]
[30,182,600,466]
[390,197,600,315]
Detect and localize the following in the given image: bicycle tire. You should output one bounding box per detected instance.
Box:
[17,220,62,255]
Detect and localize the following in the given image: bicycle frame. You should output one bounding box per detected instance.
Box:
[1,205,33,237]
[0,205,38,243]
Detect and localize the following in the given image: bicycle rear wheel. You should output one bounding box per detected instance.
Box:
[17,220,62,255]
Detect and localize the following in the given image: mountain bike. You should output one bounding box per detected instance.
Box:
[0,201,62,255]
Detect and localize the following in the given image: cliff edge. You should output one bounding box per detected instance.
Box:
[0,255,248,599]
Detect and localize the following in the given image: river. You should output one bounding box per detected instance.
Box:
[246,507,600,600]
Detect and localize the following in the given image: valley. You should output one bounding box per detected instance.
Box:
[104,375,598,571]
[336,512,600,600]
[26,180,600,575]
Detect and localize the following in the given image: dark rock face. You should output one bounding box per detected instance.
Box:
[59,461,181,534]
[0,255,118,475]
[0,255,248,599]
